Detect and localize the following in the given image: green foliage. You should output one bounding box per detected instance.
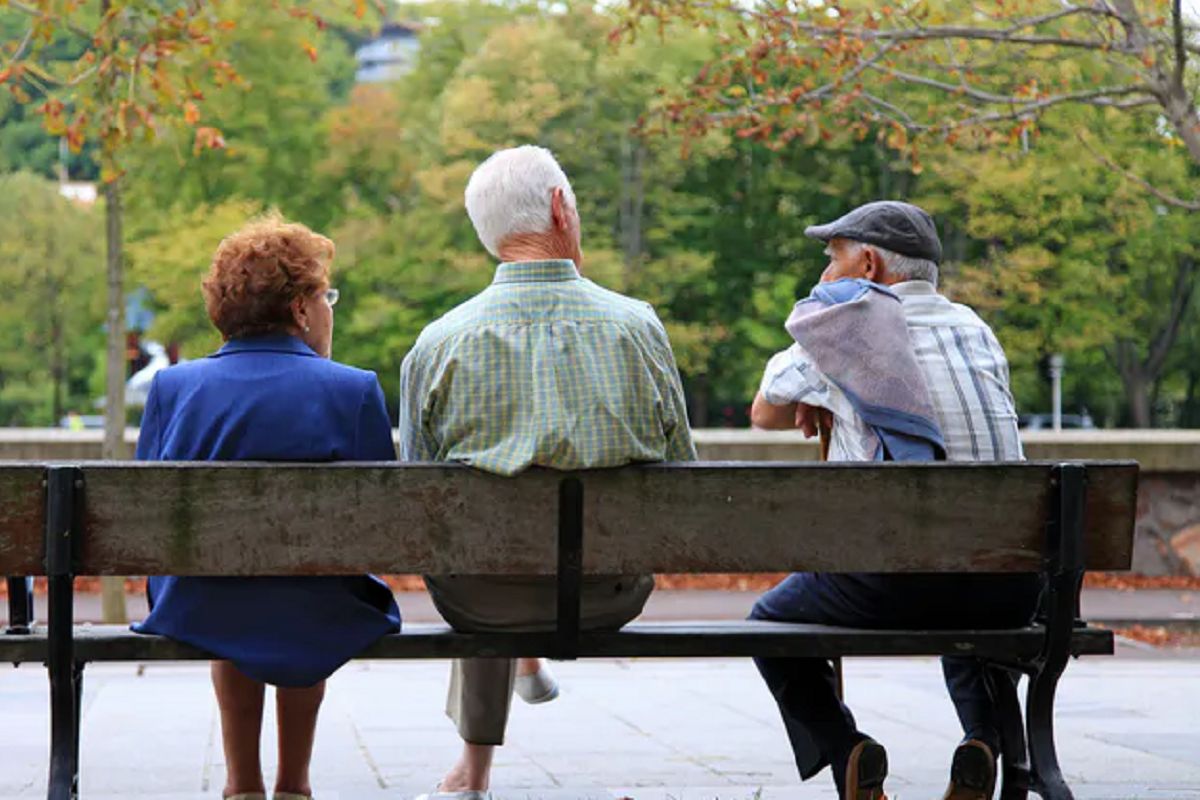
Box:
[0,172,105,425]
[920,105,1200,424]
[4,1,1198,428]
[120,2,359,228]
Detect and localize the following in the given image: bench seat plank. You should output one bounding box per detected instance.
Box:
[0,465,46,575]
[0,622,1113,664]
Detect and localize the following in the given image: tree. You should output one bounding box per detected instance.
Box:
[620,1,1196,196]
[0,172,104,426]
[121,1,360,231]
[303,5,904,425]
[620,0,1199,426]
[1,0,375,621]
[920,106,1199,425]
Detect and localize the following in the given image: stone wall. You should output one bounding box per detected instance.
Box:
[3,427,1199,575]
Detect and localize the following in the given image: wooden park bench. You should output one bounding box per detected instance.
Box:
[1,460,1137,800]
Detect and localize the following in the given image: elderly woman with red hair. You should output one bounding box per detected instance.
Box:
[133,215,401,800]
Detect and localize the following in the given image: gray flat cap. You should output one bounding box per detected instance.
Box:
[805,201,942,264]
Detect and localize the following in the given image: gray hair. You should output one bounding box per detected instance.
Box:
[851,241,939,286]
[464,145,577,259]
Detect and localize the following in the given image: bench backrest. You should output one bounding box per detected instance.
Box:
[0,461,1137,576]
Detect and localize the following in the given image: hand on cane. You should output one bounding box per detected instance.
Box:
[794,402,832,439]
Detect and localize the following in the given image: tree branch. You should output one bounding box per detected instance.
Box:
[797,22,1119,53]
[873,76,1157,131]
[869,63,1153,111]
[1146,256,1199,376]
[1,26,36,69]
[1173,0,1186,90]
[1076,133,1200,212]
[713,41,898,112]
[6,0,92,41]
[860,92,920,129]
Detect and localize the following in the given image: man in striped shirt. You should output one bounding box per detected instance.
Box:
[750,202,1039,800]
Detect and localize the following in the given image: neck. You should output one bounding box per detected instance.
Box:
[497,231,577,266]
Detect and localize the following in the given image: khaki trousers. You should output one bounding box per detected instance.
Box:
[424,574,653,745]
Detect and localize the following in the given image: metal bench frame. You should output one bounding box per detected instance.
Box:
[3,463,1115,800]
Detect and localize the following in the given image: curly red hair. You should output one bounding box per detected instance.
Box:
[202,214,334,339]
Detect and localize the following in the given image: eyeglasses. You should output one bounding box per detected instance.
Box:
[324,288,340,307]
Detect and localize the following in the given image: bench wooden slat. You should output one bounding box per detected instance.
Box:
[78,463,561,576]
[582,462,1137,573]
[0,465,45,574]
[0,622,1113,663]
[6,461,1137,575]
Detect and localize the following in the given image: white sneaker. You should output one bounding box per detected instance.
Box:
[413,792,492,800]
[514,660,560,704]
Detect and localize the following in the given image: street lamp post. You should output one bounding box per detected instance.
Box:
[1049,353,1065,432]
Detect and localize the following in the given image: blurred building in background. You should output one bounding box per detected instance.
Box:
[354,22,421,83]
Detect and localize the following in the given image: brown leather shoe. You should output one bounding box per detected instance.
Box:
[942,739,997,800]
[845,738,888,800]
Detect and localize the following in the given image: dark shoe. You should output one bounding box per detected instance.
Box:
[942,739,996,800]
[845,738,888,800]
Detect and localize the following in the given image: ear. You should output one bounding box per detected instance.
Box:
[290,295,309,331]
[549,187,570,232]
[863,247,885,283]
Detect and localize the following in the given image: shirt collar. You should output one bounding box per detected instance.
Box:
[492,259,581,285]
[211,334,318,359]
[889,280,939,297]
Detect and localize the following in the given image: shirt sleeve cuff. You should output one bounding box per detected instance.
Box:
[759,349,800,405]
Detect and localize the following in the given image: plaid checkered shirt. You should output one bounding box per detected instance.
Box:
[760,280,1024,462]
[399,259,696,475]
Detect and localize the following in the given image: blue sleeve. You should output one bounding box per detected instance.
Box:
[135,373,163,461]
[355,376,397,461]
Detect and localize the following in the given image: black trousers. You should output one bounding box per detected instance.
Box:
[750,572,1043,794]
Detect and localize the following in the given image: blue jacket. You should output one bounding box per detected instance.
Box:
[133,334,402,687]
[137,334,396,462]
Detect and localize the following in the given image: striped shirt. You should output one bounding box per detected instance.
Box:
[759,280,1023,462]
[399,259,696,475]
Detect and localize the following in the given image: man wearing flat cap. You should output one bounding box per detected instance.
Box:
[748,201,1034,800]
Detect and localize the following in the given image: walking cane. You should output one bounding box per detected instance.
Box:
[817,415,832,462]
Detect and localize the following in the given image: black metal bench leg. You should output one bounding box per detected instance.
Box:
[1026,463,1087,800]
[1026,660,1072,800]
[44,467,80,800]
[6,576,34,635]
[46,576,78,800]
[985,665,1030,800]
[73,662,85,788]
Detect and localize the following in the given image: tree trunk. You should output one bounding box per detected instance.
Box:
[688,374,710,428]
[618,132,645,271]
[1124,370,1153,428]
[101,178,128,625]
[51,318,64,423]
[1182,367,1200,427]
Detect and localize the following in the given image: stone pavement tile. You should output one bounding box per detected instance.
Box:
[0,665,50,798]
[6,655,1200,799]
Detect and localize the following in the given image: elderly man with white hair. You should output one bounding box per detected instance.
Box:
[400,145,695,799]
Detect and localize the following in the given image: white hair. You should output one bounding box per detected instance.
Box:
[847,241,939,286]
[464,145,577,259]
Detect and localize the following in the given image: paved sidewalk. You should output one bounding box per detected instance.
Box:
[3,652,1199,799]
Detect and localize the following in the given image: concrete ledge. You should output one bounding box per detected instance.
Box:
[1,427,1199,471]
[692,428,1200,472]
